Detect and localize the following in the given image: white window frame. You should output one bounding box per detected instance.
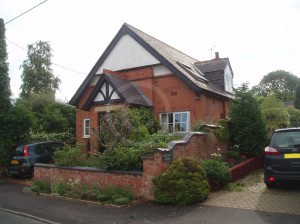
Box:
[160,111,190,133]
[83,119,90,138]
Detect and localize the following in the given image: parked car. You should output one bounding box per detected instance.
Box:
[7,141,64,178]
[264,128,300,188]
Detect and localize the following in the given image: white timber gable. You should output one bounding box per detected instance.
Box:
[96,34,160,74]
[224,64,233,93]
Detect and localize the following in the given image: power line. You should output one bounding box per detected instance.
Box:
[5,37,87,75]
[5,0,48,25]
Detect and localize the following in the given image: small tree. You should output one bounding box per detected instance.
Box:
[229,83,267,157]
[20,41,60,98]
[0,18,11,112]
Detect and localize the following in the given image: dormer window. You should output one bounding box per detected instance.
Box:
[177,61,208,83]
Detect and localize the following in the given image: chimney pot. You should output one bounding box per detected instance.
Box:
[215,52,219,59]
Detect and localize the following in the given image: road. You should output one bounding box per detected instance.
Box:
[0,180,299,224]
[0,210,46,224]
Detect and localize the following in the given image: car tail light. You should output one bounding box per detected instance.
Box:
[23,146,29,156]
[268,177,275,182]
[264,146,280,155]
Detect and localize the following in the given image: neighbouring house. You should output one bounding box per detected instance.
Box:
[69,23,234,153]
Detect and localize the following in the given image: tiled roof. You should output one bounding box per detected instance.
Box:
[125,24,233,98]
[82,74,152,110]
[69,23,233,106]
[194,58,229,73]
[106,74,152,106]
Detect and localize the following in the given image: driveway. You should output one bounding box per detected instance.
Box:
[202,169,300,215]
[0,172,300,224]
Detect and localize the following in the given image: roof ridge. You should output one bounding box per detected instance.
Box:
[194,57,229,64]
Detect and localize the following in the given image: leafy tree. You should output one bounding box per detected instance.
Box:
[0,18,11,112]
[261,94,284,110]
[252,70,300,101]
[17,91,56,114]
[287,107,300,127]
[261,94,290,137]
[0,104,35,163]
[229,83,267,157]
[20,41,60,98]
[262,108,290,133]
[41,102,76,133]
[294,86,300,109]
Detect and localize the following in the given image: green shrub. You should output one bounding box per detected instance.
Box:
[99,145,143,171]
[113,197,131,205]
[53,145,87,167]
[95,186,134,203]
[130,125,150,142]
[29,179,51,193]
[52,181,70,196]
[200,159,231,189]
[153,157,210,206]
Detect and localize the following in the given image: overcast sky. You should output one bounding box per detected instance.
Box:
[1,0,300,101]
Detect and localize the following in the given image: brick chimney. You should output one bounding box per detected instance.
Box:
[215,52,219,59]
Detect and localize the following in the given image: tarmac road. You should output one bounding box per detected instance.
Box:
[0,181,299,224]
[0,209,46,224]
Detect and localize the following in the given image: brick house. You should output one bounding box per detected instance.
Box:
[69,23,234,152]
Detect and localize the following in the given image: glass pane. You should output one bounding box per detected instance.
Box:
[168,113,173,124]
[161,114,168,124]
[182,113,187,122]
[180,123,187,132]
[175,114,181,123]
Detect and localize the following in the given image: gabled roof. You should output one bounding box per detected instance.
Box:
[69,23,233,106]
[82,74,152,110]
[194,58,234,76]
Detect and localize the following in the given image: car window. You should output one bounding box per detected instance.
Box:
[35,144,48,155]
[271,131,300,149]
[15,146,24,156]
[28,146,35,155]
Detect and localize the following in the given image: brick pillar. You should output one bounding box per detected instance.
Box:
[141,152,167,200]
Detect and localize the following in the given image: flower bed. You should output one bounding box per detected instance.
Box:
[24,178,135,206]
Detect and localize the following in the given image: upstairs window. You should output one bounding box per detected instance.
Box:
[83,119,90,138]
[160,111,190,132]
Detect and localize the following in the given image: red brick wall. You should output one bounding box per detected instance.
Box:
[34,132,223,200]
[74,66,229,152]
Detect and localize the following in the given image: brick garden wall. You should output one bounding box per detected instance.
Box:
[34,132,219,200]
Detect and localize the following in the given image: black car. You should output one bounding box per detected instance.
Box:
[7,141,63,178]
[264,128,300,188]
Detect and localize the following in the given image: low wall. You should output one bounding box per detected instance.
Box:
[230,155,264,182]
[35,132,222,200]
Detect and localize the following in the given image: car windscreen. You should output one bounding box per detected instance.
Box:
[270,131,300,149]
